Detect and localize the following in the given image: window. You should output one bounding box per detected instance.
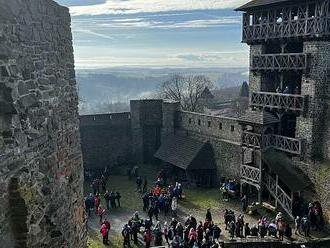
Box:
[208,121,211,128]
[198,119,201,126]
[219,123,222,130]
[189,118,192,124]
[231,125,235,132]
[249,14,254,26]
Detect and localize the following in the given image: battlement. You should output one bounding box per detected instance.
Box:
[178,111,241,143]
[79,112,131,127]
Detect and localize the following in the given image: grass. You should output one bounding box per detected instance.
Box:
[88,227,144,248]
[85,164,163,211]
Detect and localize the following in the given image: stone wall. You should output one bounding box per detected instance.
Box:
[249,45,264,95]
[79,100,242,184]
[177,111,241,182]
[179,111,241,143]
[79,113,132,170]
[296,41,330,160]
[130,100,163,164]
[0,0,86,247]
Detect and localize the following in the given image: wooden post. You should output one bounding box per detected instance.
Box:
[258,150,262,203]
[275,174,279,208]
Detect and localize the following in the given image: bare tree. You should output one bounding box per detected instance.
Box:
[160,74,214,112]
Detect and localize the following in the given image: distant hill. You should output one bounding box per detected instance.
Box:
[76,67,248,115]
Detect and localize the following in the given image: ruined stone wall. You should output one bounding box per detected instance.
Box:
[177,111,241,182]
[79,113,132,170]
[0,0,86,247]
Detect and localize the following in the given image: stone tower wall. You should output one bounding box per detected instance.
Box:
[248,45,264,94]
[296,41,330,160]
[0,0,86,247]
[130,99,163,164]
[161,101,180,140]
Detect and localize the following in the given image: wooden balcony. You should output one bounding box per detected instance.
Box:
[242,131,302,155]
[265,134,302,155]
[251,92,305,112]
[242,1,330,44]
[240,164,261,187]
[251,53,308,71]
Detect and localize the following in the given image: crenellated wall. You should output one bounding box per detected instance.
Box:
[0,0,86,247]
[178,111,241,143]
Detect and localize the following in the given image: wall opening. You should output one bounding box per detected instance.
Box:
[8,178,28,248]
[0,84,15,148]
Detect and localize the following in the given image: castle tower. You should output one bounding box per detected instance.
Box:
[236,0,330,218]
[130,100,163,164]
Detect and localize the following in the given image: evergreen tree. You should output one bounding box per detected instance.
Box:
[239,81,249,97]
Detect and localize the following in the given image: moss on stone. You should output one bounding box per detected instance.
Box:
[19,186,37,206]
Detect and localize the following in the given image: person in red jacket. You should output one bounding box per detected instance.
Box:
[100,223,109,245]
[94,194,101,214]
[143,228,153,248]
[188,228,197,246]
[103,218,111,244]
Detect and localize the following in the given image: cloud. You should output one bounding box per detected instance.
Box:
[74,29,115,40]
[94,16,240,29]
[174,51,248,63]
[74,50,249,69]
[70,0,249,16]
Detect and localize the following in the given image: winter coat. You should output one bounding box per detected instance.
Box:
[100,224,108,237]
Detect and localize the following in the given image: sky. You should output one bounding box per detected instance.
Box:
[54,0,250,69]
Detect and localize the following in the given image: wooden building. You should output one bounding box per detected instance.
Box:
[154,135,217,187]
[236,0,330,218]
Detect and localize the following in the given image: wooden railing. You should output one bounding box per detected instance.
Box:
[251,53,308,71]
[241,164,261,186]
[264,172,293,219]
[251,92,305,112]
[242,1,330,43]
[266,134,301,155]
[242,131,262,148]
[242,131,302,155]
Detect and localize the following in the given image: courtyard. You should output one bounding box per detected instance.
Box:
[85,164,328,248]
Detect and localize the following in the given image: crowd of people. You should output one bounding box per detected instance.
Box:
[84,172,124,245]
[120,209,225,248]
[84,166,325,247]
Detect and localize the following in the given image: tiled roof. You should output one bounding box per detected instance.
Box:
[236,0,293,11]
[263,148,311,191]
[154,135,212,170]
[238,110,279,125]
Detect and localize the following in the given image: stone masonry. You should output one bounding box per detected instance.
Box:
[80,99,242,184]
[0,0,86,247]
